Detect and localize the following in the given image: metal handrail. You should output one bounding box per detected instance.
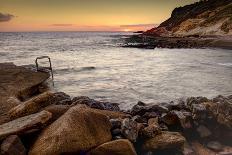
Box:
[35,56,54,86]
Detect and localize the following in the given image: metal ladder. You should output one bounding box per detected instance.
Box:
[35,56,54,86]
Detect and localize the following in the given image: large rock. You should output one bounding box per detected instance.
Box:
[142,131,185,151]
[29,105,112,155]
[204,96,232,129]
[140,118,161,138]
[121,118,138,142]
[0,110,52,140]
[1,135,26,155]
[0,63,49,124]
[50,92,72,105]
[8,91,55,119]
[44,104,70,121]
[89,139,137,155]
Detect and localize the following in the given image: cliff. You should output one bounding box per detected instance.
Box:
[146,0,232,36]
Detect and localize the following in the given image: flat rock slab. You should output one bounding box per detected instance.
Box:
[0,110,52,140]
[0,63,49,123]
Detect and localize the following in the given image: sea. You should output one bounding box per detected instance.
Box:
[0,32,232,109]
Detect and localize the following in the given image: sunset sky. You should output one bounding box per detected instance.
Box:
[0,0,198,32]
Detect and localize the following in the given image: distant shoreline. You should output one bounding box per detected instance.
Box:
[122,35,232,50]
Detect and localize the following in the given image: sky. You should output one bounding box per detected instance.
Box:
[0,0,199,32]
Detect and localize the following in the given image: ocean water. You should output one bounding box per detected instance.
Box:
[0,32,232,109]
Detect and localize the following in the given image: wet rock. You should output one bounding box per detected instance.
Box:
[121,118,138,142]
[1,135,26,155]
[186,97,209,107]
[8,91,55,120]
[110,119,122,129]
[130,104,149,116]
[142,131,185,151]
[143,112,159,119]
[111,128,122,136]
[207,141,223,152]
[196,125,212,138]
[44,104,70,121]
[132,115,147,123]
[191,103,207,120]
[72,96,120,111]
[204,99,232,129]
[50,92,72,105]
[29,105,112,155]
[90,108,130,119]
[130,103,168,116]
[140,118,161,138]
[137,101,146,106]
[0,110,52,140]
[89,139,137,155]
[161,110,192,129]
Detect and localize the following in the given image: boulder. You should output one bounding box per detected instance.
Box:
[121,118,138,142]
[161,110,192,129]
[50,92,72,105]
[204,99,232,129]
[0,63,49,119]
[44,104,70,121]
[1,135,26,155]
[130,103,168,116]
[142,131,185,151]
[8,91,55,119]
[140,118,161,138]
[89,139,137,155]
[0,110,52,140]
[29,105,112,155]
[72,96,120,111]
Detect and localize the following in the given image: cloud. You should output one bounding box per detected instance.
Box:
[0,12,15,22]
[51,24,73,26]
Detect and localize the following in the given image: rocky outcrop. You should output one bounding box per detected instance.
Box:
[158,0,232,36]
[89,139,137,155]
[0,110,52,140]
[0,63,50,124]
[29,105,112,155]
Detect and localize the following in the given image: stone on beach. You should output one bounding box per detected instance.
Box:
[44,104,70,121]
[121,118,138,142]
[0,110,52,140]
[72,96,120,111]
[1,135,26,155]
[29,105,112,155]
[89,139,137,155]
[142,131,186,151]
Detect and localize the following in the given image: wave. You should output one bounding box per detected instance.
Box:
[54,66,96,74]
[218,63,232,67]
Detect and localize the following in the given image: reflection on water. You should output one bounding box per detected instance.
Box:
[0,32,232,109]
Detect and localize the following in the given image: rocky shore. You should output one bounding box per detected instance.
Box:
[0,63,231,155]
[122,35,232,50]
